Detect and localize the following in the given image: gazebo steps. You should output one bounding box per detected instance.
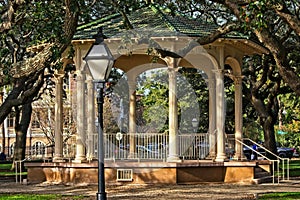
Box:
[252,161,275,184]
[252,175,276,184]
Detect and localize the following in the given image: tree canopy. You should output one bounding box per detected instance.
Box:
[150,0,300,96]
[0,0,299,159]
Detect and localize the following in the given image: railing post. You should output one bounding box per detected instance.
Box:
[277,160,280,184]
[15,161,17,183]
[15,160,22,184]
[272,161,275,184]
[282,161,285,181]
[287,159,290,180]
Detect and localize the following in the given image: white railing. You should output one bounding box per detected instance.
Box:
[243,138,290,182]
[236,139,279,184]
[178,133,209,160]
[15,157,30,184]
[104,133,168,160]
[5,133,209,162]
[102,133,209,161]
[236,138,290,184]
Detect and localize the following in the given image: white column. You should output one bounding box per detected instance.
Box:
[128,80,137,158]
[86,76,96,161]
[167,61,180,162]
[208,78,217,159]
[233,76,244,160]
[74,70,87,162]
[53,74,65,162]
[215,69,227,162]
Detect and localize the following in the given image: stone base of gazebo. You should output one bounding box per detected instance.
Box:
[24,160,271,185]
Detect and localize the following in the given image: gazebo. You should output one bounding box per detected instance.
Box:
[25,4,270,185]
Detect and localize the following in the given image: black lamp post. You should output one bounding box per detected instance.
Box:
[84,27,114,200]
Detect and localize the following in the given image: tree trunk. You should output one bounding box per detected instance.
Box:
[1,123,4,155]
[242,54,280,158]
[0,92,5,155]
[261,116,277,159]
[14,103,32,163]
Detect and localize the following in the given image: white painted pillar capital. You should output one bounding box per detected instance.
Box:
[233,76,243,85]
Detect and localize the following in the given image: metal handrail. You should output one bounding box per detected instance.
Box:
[243,138,290,181]
[14,157,30,184]
[236,139,280,184]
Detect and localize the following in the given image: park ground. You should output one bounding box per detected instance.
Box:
[1,159,300,199]
[1,178,300,200]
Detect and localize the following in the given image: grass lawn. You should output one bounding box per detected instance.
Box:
[0,194,88,200]
[259,192,300,200]
[287,160,300,177]
[278,160,300,177]
[0,171,27,176]
[0,163,12,170]
[0,162,27,176]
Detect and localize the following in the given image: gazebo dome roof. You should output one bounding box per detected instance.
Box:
[73,4,247,40]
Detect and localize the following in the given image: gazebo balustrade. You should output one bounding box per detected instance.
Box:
[96,132,210,161]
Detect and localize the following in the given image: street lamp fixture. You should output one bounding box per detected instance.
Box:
[192,118,198,133]
[84,27,114,200]
[85,28,114,82]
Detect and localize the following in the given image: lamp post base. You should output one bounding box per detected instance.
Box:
[97,192,107,200]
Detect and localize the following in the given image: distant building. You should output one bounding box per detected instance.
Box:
[0,72,76,160]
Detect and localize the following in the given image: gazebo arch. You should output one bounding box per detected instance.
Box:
[180,48,221,159]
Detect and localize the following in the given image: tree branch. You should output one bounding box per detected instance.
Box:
[0,0,26,33]
[274,3,300,36]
